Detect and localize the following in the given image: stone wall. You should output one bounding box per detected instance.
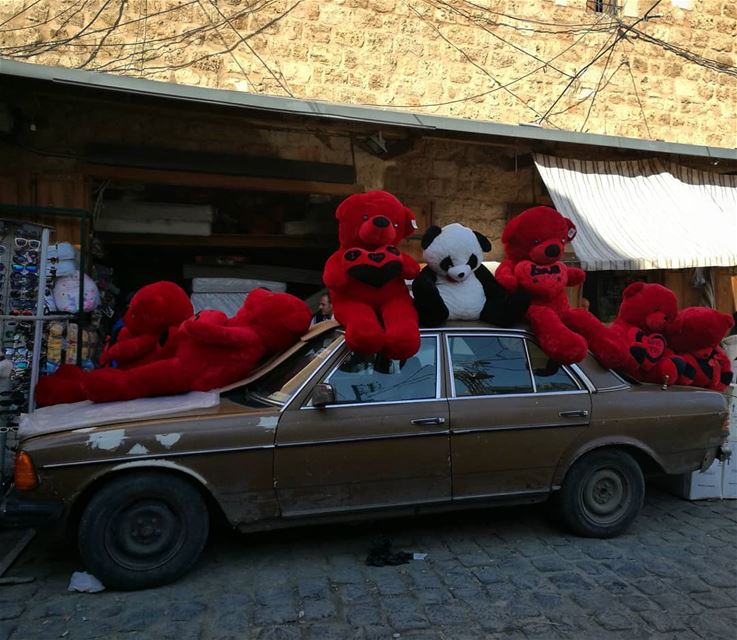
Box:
[1,0,734,149]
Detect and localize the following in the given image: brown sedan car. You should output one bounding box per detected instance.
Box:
[6,321,730,589]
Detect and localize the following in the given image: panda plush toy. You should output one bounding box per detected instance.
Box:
[412,223,529,327]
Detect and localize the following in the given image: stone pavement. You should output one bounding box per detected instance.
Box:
[0,484,735,640]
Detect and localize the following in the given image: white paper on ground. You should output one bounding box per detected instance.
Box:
[68,571,105,593]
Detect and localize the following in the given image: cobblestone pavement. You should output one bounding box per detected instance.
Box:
[0,485,735,640]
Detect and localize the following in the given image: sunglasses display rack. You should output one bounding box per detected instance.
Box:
[0,220,82,484]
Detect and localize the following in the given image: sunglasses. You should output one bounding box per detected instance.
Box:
[14,237,41,250]
[9,309,33,316]
[12,264,38,274]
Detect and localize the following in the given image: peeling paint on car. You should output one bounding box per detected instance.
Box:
[128,444,149,455]
[155,433,181,448]
[258,417,278,430]
[88,429,126,451]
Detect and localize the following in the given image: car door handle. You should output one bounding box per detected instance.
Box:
[559,410,589,417]
[411,417,446,425]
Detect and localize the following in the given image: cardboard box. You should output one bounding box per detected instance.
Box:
[661,458,737,501]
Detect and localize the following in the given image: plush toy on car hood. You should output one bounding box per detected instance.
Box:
[495,206,628,368]
[323,190,421,360]
[82,288,312,403]
[35,281,194,407]
[609,282,690,386]
[666,306,734,392]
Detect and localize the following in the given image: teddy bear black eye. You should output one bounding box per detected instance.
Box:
[440,257,453,272]
[533,239,540,245]
[362,215,369,221]
[393,223,398,228]
[467,255,478,269]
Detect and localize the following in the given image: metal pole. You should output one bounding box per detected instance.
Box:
[28,227,51,412]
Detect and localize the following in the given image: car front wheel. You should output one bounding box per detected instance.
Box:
[78,472,210,590]
[556,449,645,538]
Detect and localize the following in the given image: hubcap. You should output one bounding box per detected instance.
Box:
[106,499,184,570]
[582,467,630,524]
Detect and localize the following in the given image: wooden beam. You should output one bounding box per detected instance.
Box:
[80,163,362,196]
[98,232,336,249]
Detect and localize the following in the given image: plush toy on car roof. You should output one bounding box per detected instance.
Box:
[412,222,530,327]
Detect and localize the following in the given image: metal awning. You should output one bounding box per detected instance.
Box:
[534,154,737,271]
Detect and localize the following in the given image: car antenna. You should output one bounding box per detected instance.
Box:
[661,374,669,391]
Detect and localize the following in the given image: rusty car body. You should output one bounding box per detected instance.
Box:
[6,321,730,589]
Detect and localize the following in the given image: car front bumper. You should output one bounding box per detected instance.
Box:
[0,490,64,528]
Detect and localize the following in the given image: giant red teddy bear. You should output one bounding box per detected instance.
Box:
[495,206,628,368]
[608,282,689,385]
[666,306,734,392]
[323,190,421,360]
[34,281,194,407]
[81,288,311,403]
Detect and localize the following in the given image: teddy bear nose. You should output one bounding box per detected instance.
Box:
[545,245,561,258]
[372,216,390,228]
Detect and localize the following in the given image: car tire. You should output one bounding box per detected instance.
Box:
[78,472,210,590]
[556,449,644,538]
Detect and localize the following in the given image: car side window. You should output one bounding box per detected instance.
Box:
[526,340,581,392]
[326,337,438,404]
[449,335,533,396]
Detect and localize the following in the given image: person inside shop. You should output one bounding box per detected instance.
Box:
[310,292,334,326]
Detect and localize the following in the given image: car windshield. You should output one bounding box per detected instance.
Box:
[235,330,343,407]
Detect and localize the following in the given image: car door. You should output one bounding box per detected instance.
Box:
[445,331,592,500]
[275,334,451,517]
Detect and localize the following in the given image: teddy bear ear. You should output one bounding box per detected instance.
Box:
[474,231,492,253]
[421,225,442,249]
[564,218,577,243]
[622,281,646,298]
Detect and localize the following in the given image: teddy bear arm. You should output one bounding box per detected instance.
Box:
[566,267,586,287]
[400,252,420,280]
[476,265,530,326]
[493,260,518,292]
[323,252,351,291]
[412,267,449,327]
[106,334,159,364]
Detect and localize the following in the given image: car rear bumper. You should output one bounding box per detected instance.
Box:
[0,491,64,528]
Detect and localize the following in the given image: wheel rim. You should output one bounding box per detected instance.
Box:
[105,498,186,571]
[580,466,631,525]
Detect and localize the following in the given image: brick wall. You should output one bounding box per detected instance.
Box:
[1,0,734,149]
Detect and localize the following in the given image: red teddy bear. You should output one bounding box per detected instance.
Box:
[495,206,628,368]
[666,307,734,392]
[323,190,421,360]
[609,282,687,385]
[100,280,193,369]
[82,288,312,403]
[34,281,194,407]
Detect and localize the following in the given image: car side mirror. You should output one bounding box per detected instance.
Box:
[311,383,335,408]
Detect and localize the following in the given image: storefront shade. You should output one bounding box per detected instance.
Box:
[534,154,737,272]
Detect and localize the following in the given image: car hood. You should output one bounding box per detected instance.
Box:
[20,391,222,439]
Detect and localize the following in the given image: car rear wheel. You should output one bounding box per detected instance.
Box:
[556,449,644,538]
[78,472,209,590]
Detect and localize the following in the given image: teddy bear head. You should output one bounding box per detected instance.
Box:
[617,282,678,332]
[501,206,577,265]
[233,288,313,353]
[124,281,193,336]
[421,223,491,283]
[666,307,734,354]
[336,190,417,248]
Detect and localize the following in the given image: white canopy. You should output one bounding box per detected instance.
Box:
[534,154,737,271]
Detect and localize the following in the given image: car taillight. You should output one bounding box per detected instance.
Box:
[14,451,38,491]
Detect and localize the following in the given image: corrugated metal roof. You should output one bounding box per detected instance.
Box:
[2,58,736,162]
[534,154,737,271]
